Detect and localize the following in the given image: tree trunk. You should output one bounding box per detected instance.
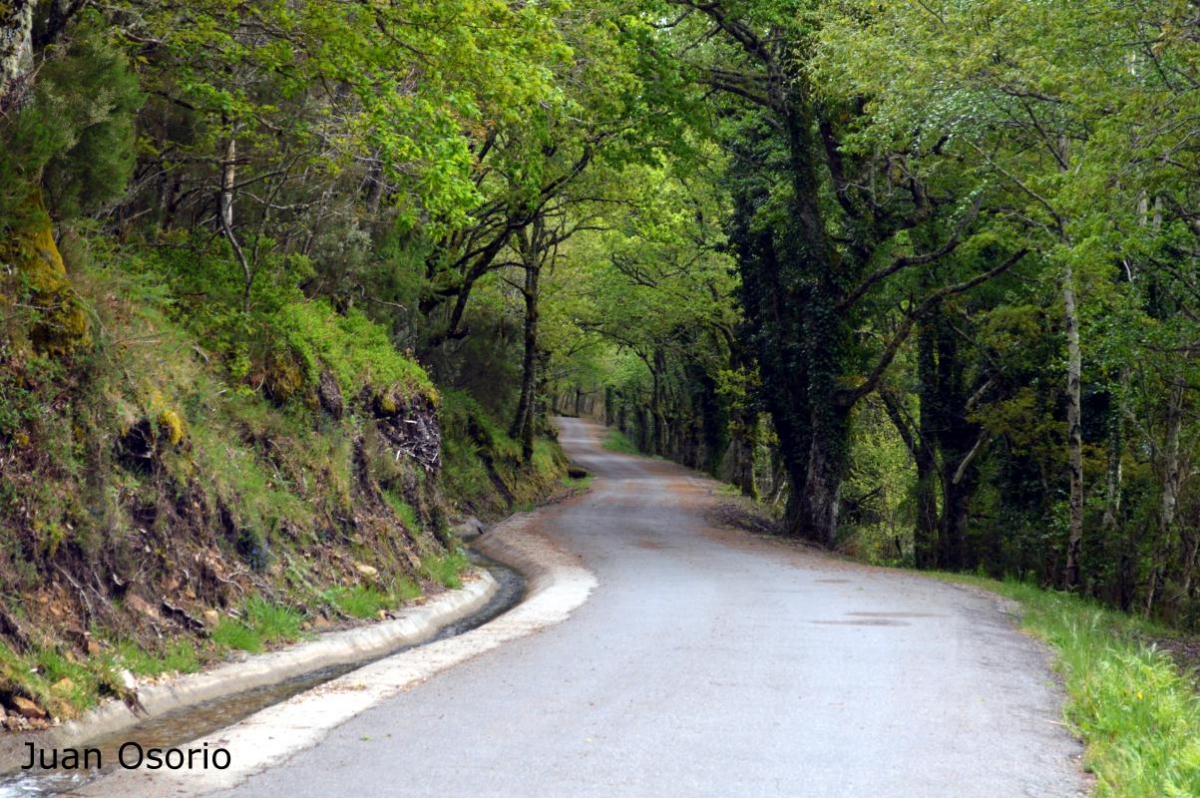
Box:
[939,474,973,571]
[0,1,34,113]
[1101,370,1126,537]
[794,409,849,547]
[914,323,942,569]
[731,411,760,500]
[1146,381,1185,617]
[1062,262,1086,590]
[650,351,666,455]
[509,224,542,463]
[878,385,939,567]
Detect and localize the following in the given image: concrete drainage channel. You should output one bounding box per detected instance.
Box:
[0,549,528,797]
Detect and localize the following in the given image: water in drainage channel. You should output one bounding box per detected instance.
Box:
[0,550,525,797]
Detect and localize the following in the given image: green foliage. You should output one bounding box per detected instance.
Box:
[602,429,640,455]
[383,491,420,533]
[844,397,915,564]
[392,577,423,604]
[211,618,264,654]
[323,586,393,620]
[214,598,305,653]
[422,550,469,590]
[243,596,305,643]
[274,300,436,402]
[0,12,142,224]
[0,638,128,720]
[562,473,592,490]
[113,639,200,678]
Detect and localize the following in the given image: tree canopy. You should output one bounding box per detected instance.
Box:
[7,0,1200,627]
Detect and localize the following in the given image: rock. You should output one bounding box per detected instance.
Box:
[451,516,486,540]
[354,562,379,579]
[10,696,47,720]
[52,678,74,693]
[317,370,344,419]
[126,594,160,620]
[118,669,137,692]
[202,609,221,629]
[312,614,333,630]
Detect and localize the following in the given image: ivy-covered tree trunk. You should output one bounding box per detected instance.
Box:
[795,409,849,546]
[779,98,850,548]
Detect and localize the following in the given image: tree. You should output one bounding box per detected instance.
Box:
[656,0,1024,546]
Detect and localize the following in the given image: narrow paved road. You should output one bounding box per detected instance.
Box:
[217,417,1085,798]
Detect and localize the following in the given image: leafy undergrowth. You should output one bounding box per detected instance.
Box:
[439,390,569,520]
[943,575,1200,797]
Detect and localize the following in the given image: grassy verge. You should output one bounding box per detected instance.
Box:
[942,575,1200,796]
[601,429,640,455]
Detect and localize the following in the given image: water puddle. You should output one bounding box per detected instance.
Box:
[846,612,942,619]
[0,551,524,796]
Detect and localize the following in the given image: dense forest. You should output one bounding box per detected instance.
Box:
[4,0,1200,718]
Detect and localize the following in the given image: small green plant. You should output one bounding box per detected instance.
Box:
[211,618,263,653]
[422,550,469,589]
[602,429,639,455]
[211,598,304,653]
[325,586,392,619]
[383,491,420,531]
[113,639,199,677]
[244,596,305,643]
[393,577,422,603]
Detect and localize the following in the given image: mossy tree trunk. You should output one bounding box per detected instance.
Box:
[3,189,91,356]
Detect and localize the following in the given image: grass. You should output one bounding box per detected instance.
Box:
[382,490,420,532]
[562,473,592,490]
[212,597,306,653]
[601,429,640,455]
[211,618,265,653]
[942,574,1200,797]
[422,550,470,589]
[392,576,422,603]
[323,585,393,620]
[322,576,425,620]
[113,639,200,678]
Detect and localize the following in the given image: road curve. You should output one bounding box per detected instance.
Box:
[220,418,1083,797]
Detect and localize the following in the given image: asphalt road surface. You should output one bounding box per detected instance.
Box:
[213,417,1086,798]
